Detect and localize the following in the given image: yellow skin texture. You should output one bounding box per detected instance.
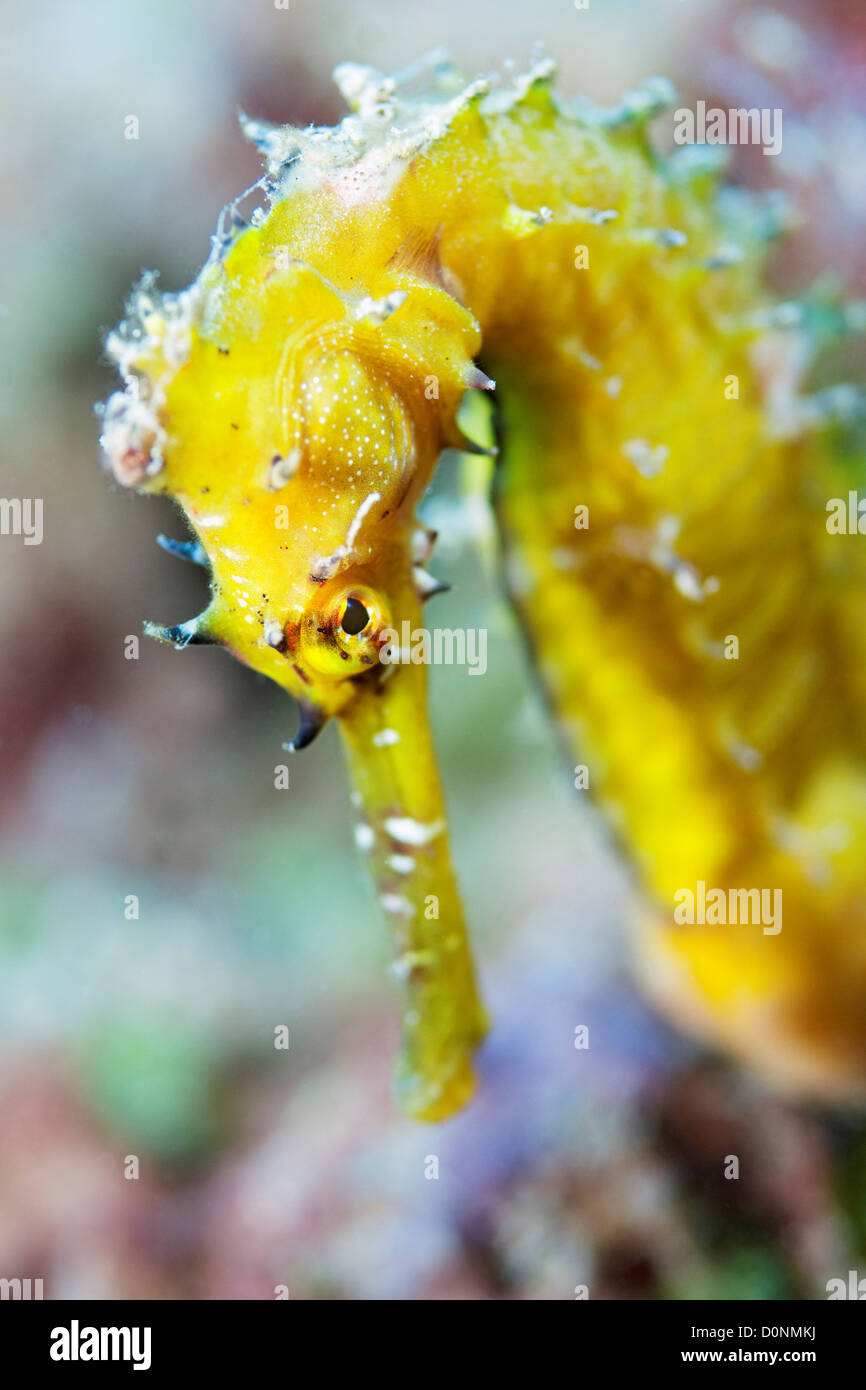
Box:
[103,58,866,1118]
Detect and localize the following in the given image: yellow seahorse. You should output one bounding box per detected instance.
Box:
[100,54,866,1121]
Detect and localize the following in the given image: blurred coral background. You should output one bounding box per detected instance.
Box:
[1,0,865,1299]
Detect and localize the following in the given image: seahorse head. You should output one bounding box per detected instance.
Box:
[100,102,483,746]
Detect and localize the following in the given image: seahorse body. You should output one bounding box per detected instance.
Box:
[101,54,866,1119]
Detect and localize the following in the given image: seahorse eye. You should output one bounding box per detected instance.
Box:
[341,595,370,635]
[300,586,387,679]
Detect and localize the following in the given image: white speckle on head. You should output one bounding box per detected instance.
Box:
[380,892,415,918]
[389,948,433,979]
[672,563,706,602]
[730,741,763,773]
[372,728,400,747]
[384,817,445,846]
[388,853,415,875]
[355,822,375,851]
[576,348,602,372]
[622,439,669,478]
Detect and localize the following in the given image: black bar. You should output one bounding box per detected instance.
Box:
[1,1298,862,1374]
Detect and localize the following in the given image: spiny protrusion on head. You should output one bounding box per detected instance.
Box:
[333,49,461,114]
[237,111,304,182]
[99,390,164,487]
[410,526,437,564]
[101,269,218,501]
[311,490,383,582]
[703,245,746,271]
[144,617,214,649]
[266,448,302,491]
[354,290,407,324]
[239,50,564,205]
[573,206,619,227]
[800,383,866,431]
[408,528,450,598]
[454,432,498,458]
[332,60,395,112]
[466,365,496,392]
[502,203,555,238]
[212,189,267,252]
[227,206,250,236]
[156,534,208,567]
[627,227,688,250]
[751,301,806,332]
[763,291,866,350]
[263,619,287,651]
[580,74,677,130]
[282,698,328,753]
[413,567,451,601]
